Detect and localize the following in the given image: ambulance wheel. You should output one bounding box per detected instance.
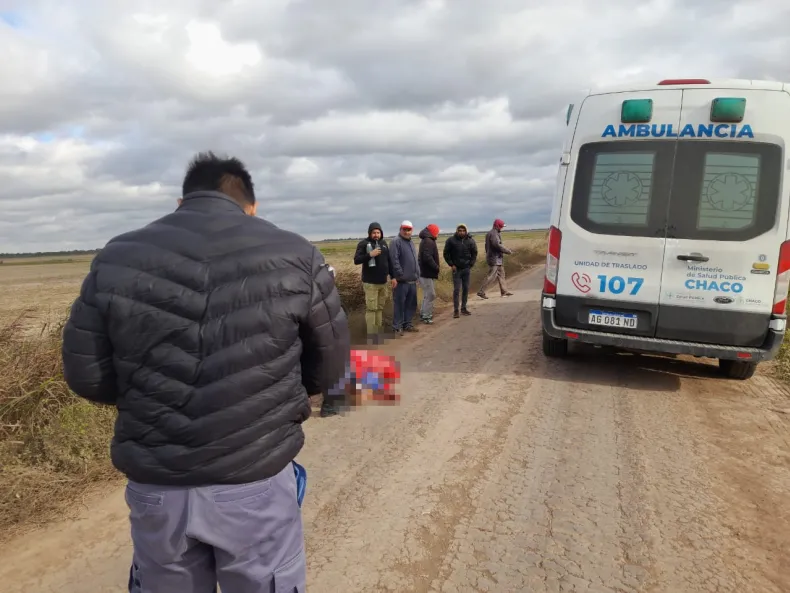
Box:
[718,359,758,380]
[542,330,568,358]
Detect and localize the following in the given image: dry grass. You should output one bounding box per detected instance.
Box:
[0,230,547,539]
[0,314,118,540]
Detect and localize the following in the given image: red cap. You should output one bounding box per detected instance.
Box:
[426,224,440,238]
[494,218,506,230]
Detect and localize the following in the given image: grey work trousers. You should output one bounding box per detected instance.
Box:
[126,463,305,593]
[419,277,437,319]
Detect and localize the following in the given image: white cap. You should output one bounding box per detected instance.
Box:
[401,220,413,229]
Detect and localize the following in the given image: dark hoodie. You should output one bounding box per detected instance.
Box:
[353,222,390,284]
[418,227,440,279]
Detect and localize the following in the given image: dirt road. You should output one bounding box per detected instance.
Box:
[2,268,789,593]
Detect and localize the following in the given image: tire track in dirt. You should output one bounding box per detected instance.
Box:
[421,330,661,592]
[303,277,542,592]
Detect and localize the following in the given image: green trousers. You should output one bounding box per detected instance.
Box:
[363,282,388,335]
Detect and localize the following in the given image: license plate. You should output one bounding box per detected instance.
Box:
[588,310,637,329]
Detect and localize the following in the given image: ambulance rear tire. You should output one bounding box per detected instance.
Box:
[718,359,758,380]
[542,330,568,358]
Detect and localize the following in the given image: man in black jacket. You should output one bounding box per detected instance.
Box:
[353,222,390,341]
[62,152,349,593]
[443,223,478,318]
[417,224,440,324]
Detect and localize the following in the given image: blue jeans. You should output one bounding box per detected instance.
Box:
[393,281,418,330]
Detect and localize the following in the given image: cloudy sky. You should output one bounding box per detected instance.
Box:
[1,0,789,253]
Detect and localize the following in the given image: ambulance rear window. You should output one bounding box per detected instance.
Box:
[570,141,676,238]
[570,140,782,241]
[696,153,760,231]
[586,152,655,226]
[668,141,782,242]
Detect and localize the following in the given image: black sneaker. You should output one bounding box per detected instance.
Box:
[320,404,340,418]
[477,292,488,300]
[453,311,460,318]
[502,292,514,297]
[461,309,472,316]
[405,326,420,333]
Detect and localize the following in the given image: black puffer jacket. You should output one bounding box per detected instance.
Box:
[443,232,478,270]
[61,191,350,486]
[418,227,440,279]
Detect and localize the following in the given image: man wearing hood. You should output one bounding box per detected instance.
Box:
[417,224,441,324]
[353,222,391,341]
[389,220,420,335]
[478,218,514,299]
[443,224,478,318]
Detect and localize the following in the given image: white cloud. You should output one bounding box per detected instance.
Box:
[1,0,790,252]
[285,157,320,177]
[184,20,262,76]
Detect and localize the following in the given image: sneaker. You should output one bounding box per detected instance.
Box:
[422,317,434,325]
[405,326,420,333]
[502,292,514,297]
[453,311,460,318]
[477,292,488,300]
[320,404,340,418]
[461,309,472,316]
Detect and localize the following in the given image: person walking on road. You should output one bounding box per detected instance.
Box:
[443,223,478,318]
[389,220,420,335]
[418,224,441,324]
[353,222,391,342]
[478,218,514,299]
[61,152,350,593]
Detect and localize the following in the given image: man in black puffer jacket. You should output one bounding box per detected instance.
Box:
[62,152,349,593]
[443,223,478,318]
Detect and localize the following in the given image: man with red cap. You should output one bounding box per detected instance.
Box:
[478,218,514,299]
[417,223,441,324]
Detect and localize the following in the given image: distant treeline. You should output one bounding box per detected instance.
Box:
[0,249,101,259]
[0,228,546,258]
[319,227,545,241]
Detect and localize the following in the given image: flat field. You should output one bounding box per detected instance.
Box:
[0,230,547,330]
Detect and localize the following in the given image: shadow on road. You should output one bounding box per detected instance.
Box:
[522,344,723,393]
[397,299,728,393]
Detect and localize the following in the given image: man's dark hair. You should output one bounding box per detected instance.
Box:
[182,151,256,206]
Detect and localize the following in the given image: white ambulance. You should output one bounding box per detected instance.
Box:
[541,78,790,379]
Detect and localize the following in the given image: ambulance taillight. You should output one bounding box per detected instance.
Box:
[772,240,790,315]
[544,226,562,295]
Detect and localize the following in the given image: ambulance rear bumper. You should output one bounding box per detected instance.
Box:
[541,296,785,362]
